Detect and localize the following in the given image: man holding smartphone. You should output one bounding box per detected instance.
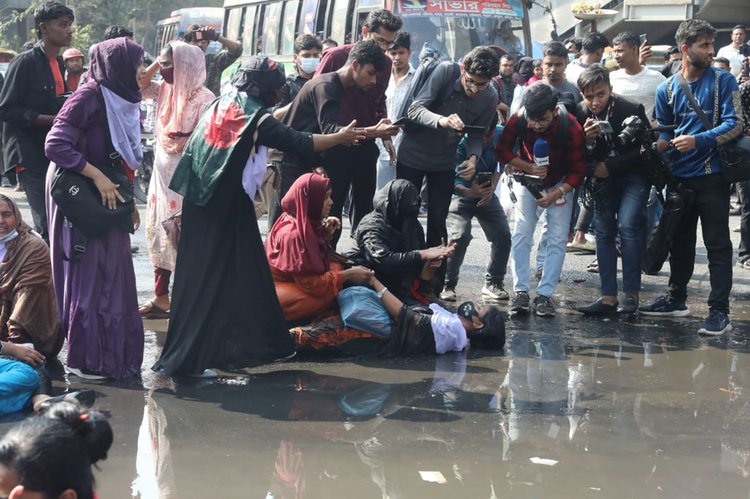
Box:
[441,114,511,302]
[185,24,243,95]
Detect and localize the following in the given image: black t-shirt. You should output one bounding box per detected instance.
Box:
[268,72,343,167]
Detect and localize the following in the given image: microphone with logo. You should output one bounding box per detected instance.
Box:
[533,138,549,170]
[510,136,549,200]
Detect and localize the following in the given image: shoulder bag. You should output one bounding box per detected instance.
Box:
[50,92,135,239]
[675,73,750,182]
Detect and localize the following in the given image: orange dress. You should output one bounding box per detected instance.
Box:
[271,261,345,322]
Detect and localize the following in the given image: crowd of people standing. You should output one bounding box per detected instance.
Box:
[0,0,746,411]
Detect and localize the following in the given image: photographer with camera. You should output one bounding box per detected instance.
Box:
[184,24,243,95]
[639,20,744,336]
[573,65,651,315]
[496,83,586,316]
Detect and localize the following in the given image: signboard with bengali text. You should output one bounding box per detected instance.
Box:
[397,0,523,17]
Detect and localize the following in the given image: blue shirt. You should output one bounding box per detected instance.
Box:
[655,67,743,177]
[454,125,503,198]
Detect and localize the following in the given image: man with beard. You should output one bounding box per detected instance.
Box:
[495,54,516,122]
[62,47,84,90]
[0,1,73,241]
[640,20,744,336]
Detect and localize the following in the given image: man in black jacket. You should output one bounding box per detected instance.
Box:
[574,65,651,315]
[0,1,73,240]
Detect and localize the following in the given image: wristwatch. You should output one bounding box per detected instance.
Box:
[377,287,388,299]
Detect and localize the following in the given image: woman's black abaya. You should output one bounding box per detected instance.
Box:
[153,127,302,376]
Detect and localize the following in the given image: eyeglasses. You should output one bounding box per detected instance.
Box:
[370,33,395,50]
[463,75,491,91]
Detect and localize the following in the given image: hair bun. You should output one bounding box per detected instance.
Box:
[45,401,114,464]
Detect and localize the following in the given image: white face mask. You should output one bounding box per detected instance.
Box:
[298,57,320,75]
[568,53,576,62]
[0,229,18,244]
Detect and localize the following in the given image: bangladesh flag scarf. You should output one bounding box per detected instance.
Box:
[170,90,264,206]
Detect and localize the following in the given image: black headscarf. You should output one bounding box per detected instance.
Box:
[360,179,424,251]
[231,56,286,106]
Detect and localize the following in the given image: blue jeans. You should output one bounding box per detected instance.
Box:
[511,181,574,297]
[0,358,39,415]
[594,175,649,296]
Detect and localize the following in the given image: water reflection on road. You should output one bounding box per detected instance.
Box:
[118,317,750,498]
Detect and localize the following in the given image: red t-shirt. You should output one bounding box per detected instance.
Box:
[49,56,65,96]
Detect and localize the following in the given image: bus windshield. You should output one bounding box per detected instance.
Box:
[395,0,526,63]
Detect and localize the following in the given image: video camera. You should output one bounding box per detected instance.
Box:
[615,115,677,202]
[510,172,544,199]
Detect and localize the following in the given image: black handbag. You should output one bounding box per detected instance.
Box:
[50,95,135,239]
[676,74,750,183]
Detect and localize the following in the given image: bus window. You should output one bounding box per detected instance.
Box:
[298,0,317,35]
[242,5,258,55]
[328,0,352,45]
[280,0,300,55]
[261,2,283,55]
[225,7,243,41]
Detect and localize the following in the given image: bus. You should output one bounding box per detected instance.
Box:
[221,0,531,67]
[154,7,224,55]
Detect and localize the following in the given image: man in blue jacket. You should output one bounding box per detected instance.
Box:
[639,20,745,335]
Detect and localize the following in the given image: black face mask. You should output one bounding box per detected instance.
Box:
[161,65,174,84]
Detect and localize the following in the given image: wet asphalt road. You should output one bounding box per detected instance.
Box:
[3,188,750,498]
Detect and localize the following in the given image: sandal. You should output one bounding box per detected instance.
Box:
[139,300,170,319]
[586,259,599,274]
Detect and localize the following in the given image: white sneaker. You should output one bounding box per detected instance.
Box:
[66,366,109,380]
[440,287,457,302]
[481,283,509,300]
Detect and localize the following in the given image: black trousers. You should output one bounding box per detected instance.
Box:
[396,162,456,291]
[668,173,732,313]
[323,141,379,247]
[738,180,750,263]
[19,168,48,241]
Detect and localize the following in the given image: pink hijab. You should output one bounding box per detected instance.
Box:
[156,41,215,155]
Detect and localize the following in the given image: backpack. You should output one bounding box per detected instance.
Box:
[396,57,461,124]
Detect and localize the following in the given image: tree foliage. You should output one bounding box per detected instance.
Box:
[0,0,222,55]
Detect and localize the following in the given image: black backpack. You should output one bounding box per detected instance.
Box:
[396,58,461,124]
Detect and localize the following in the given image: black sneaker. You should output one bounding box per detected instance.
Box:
[698,310,732,336]
[638,295,689,317]
[511,291,530,313]
[534,295,556,317]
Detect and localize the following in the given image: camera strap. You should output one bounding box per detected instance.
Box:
[675,73,717,132]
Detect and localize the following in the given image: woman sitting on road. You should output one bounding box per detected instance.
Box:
[349,179,454,305]
[267,173,374,323]
[0,194,64,358]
